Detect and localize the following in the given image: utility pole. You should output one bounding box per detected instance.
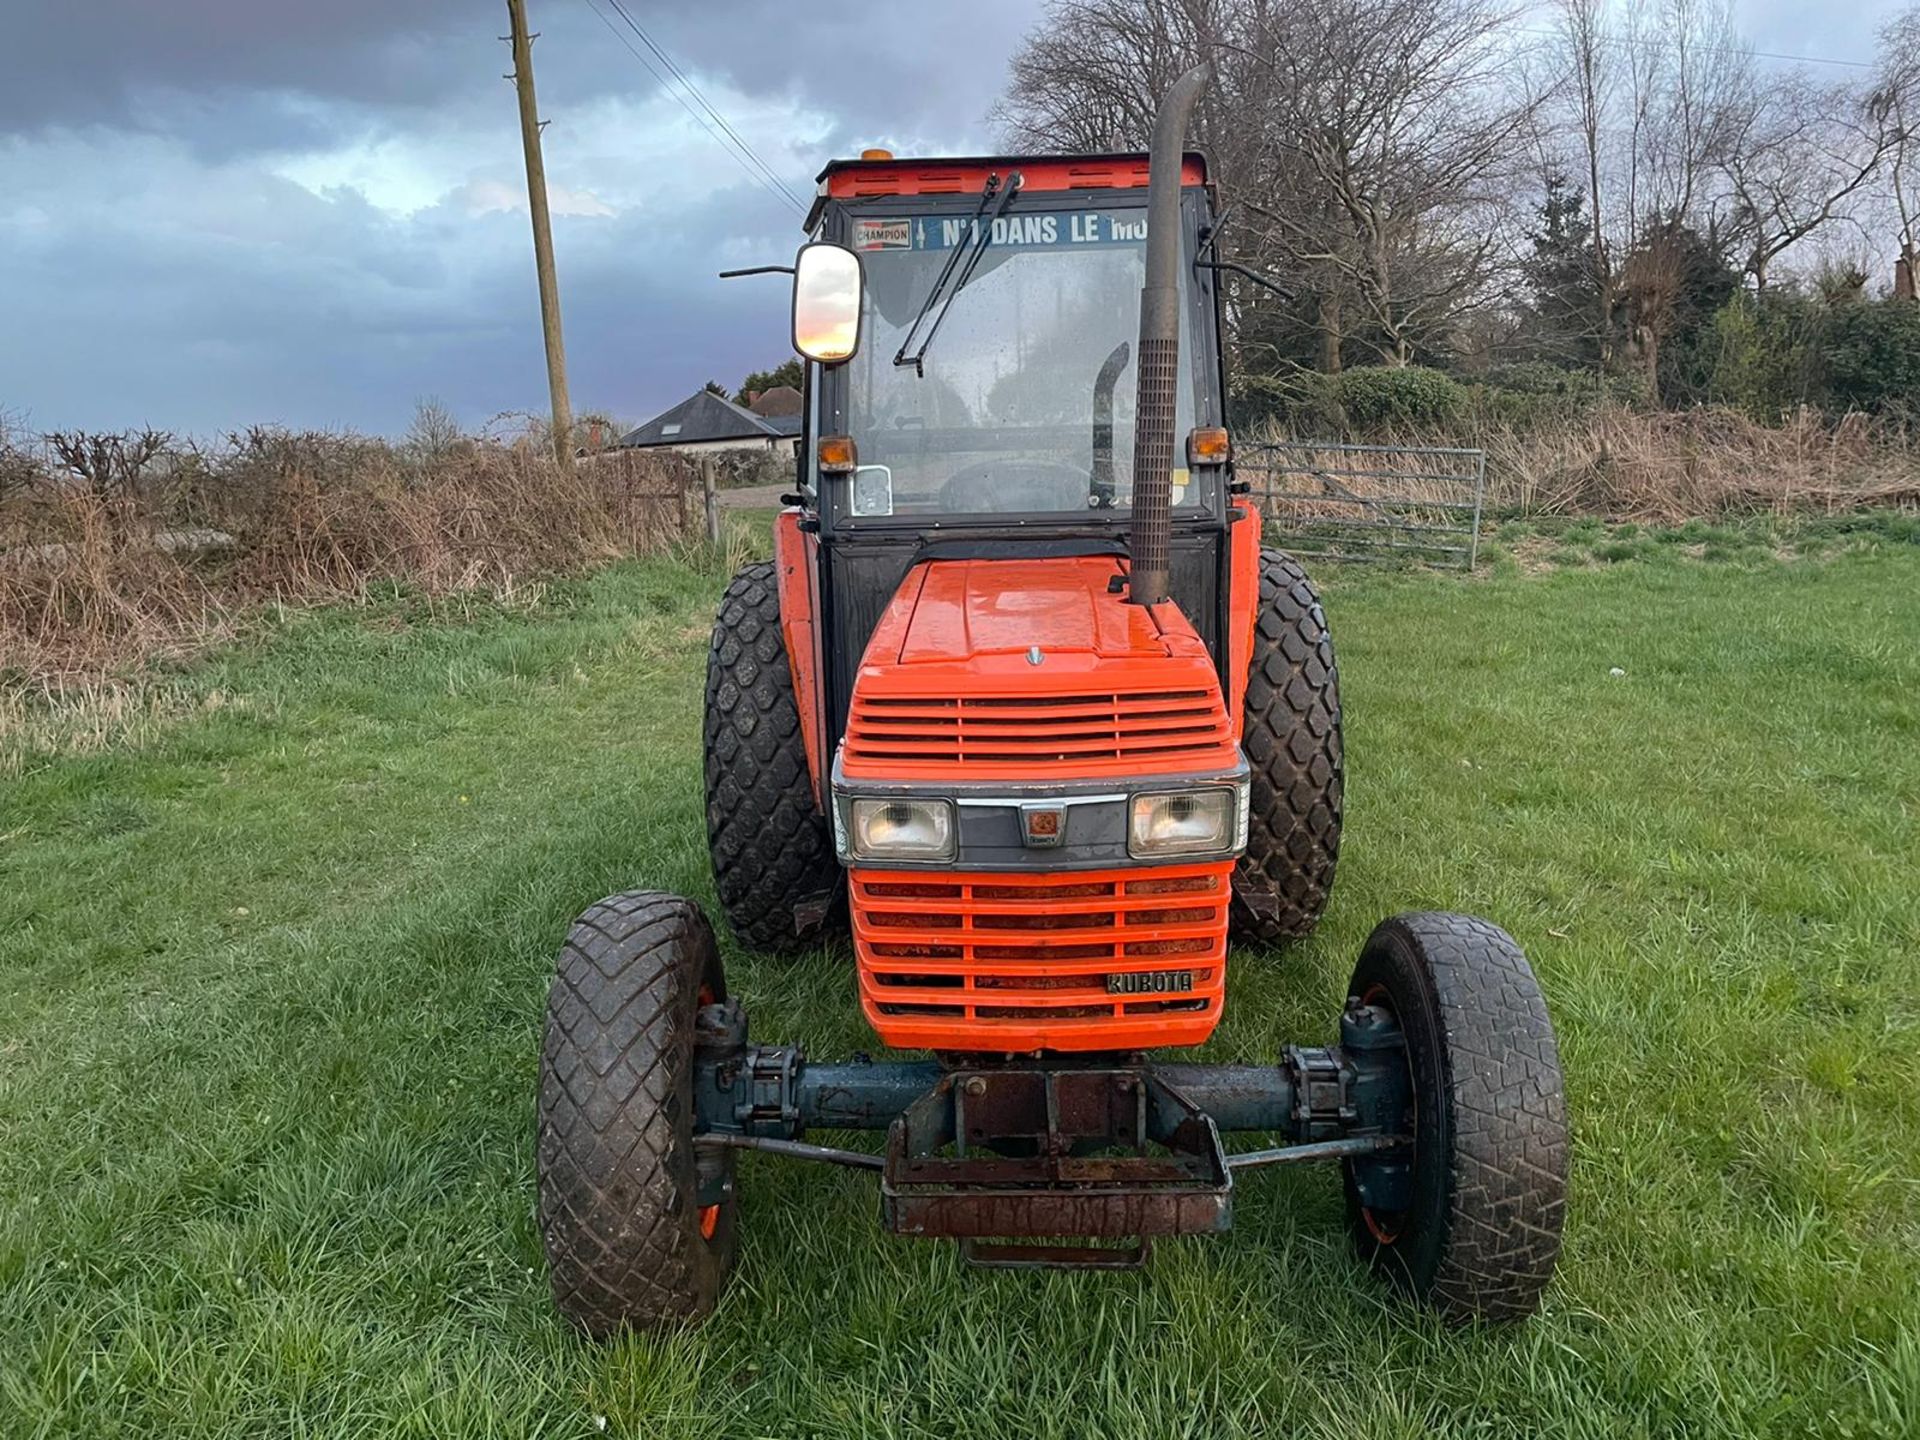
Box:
[505,0,573,467]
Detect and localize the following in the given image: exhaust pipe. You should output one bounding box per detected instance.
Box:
[1127,63,1209,607]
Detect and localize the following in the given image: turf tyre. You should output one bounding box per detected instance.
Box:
[537,891,737,1335]
[1343,911,1568,1322]
[1231,548,1343,942]
[704,560,841,953]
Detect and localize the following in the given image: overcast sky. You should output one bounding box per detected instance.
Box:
[0,1,1907,438]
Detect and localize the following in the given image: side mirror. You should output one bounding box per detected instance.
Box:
[792,242,863,364]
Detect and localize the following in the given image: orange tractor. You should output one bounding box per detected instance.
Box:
[536,69,1567,1334]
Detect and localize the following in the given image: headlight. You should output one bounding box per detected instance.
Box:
[848,797,954,860]
[1128,788,1235,856]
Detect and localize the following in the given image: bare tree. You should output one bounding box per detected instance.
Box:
[47,429,171,507]
[1724,71,1899,292]
[0,408,42,507]
[1238,0,1539,366]
[1558,0,1618,363]
[995,0,1239,156]
[1617,223,1683,396]
[405,396,464,468]
[45,429,172,547]
[999,0,1536,371]
[1630,0,1751,224]
[996,1,1303,363]
[1875,7,1920,299]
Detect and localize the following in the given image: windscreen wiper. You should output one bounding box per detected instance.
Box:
[892,171,1024,378]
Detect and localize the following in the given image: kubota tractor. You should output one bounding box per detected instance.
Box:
[536,68,1567,1335]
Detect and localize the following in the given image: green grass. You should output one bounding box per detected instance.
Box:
[3,523,1918,1438]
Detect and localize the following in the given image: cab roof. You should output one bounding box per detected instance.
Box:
[805,151,1209,231]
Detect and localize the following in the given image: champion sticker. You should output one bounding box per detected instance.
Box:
[853,218,913,250]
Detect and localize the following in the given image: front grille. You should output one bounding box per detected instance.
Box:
[852,863,1231,1051]
[844,689,1232,775]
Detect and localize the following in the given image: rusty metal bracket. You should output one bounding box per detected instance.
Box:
[882,1067,1233,1246]
[1284,1044,1355,1139]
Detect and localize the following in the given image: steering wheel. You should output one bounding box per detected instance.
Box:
[938,458,1097,513]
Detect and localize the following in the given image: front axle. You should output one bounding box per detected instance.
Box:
[688,995,1416,1261]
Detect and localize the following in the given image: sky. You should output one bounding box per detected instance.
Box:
[0,0,1907,438]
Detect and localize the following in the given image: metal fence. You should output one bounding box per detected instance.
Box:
[1237,441,1487,571]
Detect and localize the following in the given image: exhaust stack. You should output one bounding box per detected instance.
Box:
[1126,63,1209,607]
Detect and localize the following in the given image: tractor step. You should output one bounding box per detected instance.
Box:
[880,1066,1233,1251]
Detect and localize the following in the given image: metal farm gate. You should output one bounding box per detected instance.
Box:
[1237,441,1487,571]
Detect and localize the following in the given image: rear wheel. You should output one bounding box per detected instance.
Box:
[1343,912,1568,1322]
[537,892,737,1335]
[1232,548,1343,943]
[704,561,841,953]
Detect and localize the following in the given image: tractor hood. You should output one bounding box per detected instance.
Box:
[889,557,1210,666]
[839,556,1236,782]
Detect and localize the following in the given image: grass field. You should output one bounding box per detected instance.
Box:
[2,518,1917,1438]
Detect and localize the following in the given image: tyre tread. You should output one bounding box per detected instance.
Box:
[1353,911,1568,1322]
[703,561,840,952]
[537,891,731,1335]
[1233,547,1343,941]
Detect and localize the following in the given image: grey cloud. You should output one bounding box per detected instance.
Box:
[0,1,485,135]
[1,161,797,434]
[0,0,1036,434]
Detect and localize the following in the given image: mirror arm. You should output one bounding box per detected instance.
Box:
[719,265,797,279]
[1194,258,1292,300]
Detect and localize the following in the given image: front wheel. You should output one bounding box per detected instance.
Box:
[536,892,737,1335]
[1343,912,1568,1322]
[1232,548,1342,944]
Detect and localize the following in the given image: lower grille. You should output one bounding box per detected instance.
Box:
[852,862,1231,1052]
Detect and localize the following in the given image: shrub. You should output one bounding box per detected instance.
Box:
[1702,293,1824,421]
[1334,366,1466,428]
[1232,370,1340,435]
[1481,361,1598,397]
[1238,365,1470,436]
[1823,301,1920,415]
[1,430,699,682]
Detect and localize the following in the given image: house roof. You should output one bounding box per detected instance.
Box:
[747,385,803,417]
[618,390,800,448]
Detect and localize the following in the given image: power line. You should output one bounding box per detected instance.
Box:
[579,0,803,213]
[578,0,807,214]
[1514,23,1875,72]
[600,0,810,210]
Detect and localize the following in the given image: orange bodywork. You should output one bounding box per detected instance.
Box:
[773,509,827,807]
[853,862,1230,1053]
[1225,501,1262,740]
[840,554,1242,1053]
[840,556,1238,784]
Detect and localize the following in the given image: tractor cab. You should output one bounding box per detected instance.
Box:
[791,151,1240,766]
